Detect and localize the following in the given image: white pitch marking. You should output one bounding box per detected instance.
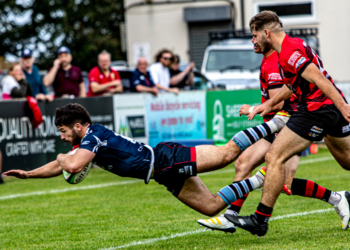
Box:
[0,180,142,200]
[0,156,334,201]
[99,208,335,250]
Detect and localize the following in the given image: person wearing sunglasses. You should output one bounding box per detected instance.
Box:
[149,49,179,95]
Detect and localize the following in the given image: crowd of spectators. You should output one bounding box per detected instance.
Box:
[0,47,195,101]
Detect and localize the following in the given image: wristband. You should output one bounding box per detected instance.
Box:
[248,106,255,114]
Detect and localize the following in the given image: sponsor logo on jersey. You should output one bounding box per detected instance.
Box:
[81,141,90,145]
[179,165,193,175]
[342,124,350,133]
[288,51,301,66]
[310,126,323,134]
[308,132,318,138]
[268,73,282,82]
[296,57,306,69]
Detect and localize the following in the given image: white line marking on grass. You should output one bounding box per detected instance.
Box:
[99,229,207,250]
[100,208,335,250]
[270,208,333,221]
[0,180,142,200]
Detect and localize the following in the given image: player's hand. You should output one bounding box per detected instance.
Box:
[239,104,251,116]
[53,59,61,68]
[340,103,350,123]
[248,101,272,120]
[3,170,29,179]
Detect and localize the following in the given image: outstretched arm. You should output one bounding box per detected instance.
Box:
[248,85,293,120]
[301,63,350,122]
[3,160,63,179]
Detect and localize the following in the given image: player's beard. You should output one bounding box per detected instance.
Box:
[70,129,81,146]
[260,36,272,54]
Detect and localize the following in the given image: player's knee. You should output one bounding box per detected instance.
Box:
[265,151,283,167]
[234,158,249,177]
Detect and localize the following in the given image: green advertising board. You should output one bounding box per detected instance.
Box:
[206,90,264,142]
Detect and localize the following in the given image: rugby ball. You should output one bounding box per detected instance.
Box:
[62,148,92,184]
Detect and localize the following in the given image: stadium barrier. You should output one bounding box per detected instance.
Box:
[0,89,268,172]
[206,90,263,142]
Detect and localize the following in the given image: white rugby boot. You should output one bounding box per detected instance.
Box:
[197,214,236,233]
[334,191,350,230]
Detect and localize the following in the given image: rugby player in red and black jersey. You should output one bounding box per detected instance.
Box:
[224,11,350,236]
[197,32,345,234]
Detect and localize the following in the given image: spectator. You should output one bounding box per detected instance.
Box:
[131,57,158,96]
[0,62,33,99]
[43,46,86,98]
[149,49,178,94]
[20,49,53,102]
[170,55,195,89]
[87,50,123,97]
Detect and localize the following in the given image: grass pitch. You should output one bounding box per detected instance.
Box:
[1,148,350,249]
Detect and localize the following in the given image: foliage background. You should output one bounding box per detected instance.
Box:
[0,0,125,70]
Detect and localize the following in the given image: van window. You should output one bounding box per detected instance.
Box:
[206,50,263,72]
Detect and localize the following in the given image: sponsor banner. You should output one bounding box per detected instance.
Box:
[145,91,206,147]
[206,90,263,142]
[113,94,148,144]
[0,96,114,172]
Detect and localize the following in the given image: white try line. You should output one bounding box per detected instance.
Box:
[99,208,334,250]
[0,156,335,201]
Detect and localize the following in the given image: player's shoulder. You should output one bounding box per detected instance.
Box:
[84,124,107,137]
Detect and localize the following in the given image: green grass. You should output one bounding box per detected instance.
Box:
[1,148,350,249]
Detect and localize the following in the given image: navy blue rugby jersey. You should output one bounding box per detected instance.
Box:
[79,124,153,181]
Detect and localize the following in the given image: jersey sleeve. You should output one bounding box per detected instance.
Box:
[88,68,100,83]
[284,49,312,76]
[266,71,283,90]
[79,128,105,154]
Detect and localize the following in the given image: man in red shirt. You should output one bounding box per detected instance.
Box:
[225,11,350,236]
[87,50,123,97]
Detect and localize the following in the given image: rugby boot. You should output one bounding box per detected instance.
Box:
[334,191,350,230]
[224,213,268,236]
[197,214,236,233]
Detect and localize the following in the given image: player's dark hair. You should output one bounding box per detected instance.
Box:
[55,103,92,128]
[155,48,174,63]
[250,10,283,32]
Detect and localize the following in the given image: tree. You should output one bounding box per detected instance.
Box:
[0,0,125,71]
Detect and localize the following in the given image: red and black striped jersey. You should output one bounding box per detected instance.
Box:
[278,35,344,112]
[260,51,297,121]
